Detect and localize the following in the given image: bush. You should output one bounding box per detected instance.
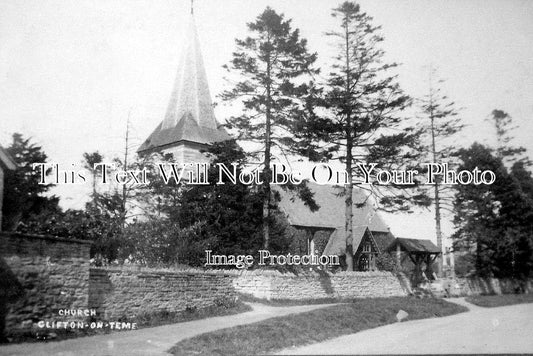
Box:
[454,253,476,277]
[120,220,213,267]
[376,253,397,273]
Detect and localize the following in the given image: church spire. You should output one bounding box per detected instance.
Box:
[138,5,229,155]
[161,13,216,130]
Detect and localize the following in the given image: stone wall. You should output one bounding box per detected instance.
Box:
[4,231,533,340]
[442,277,533,296]
[89,267,238,320]
[0,232,92,336]
[233,270,407,300]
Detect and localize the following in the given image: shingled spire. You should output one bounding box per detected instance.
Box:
[138,9,230,159]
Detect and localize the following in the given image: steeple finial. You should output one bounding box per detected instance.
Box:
[190,0,194,15]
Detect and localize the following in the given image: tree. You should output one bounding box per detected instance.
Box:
[121,141,291,267]
[2,133,59,231]
[82,151,104,201]
[79,148,148,262]
[16,147,132,263]
[488,109,527,165]
[177,141,291,258]
[418,68,464,276]
[299,2,424,270]
[452,143,508,276]
[18,205,124,264]
[120,219,209,267]
[133,150,182,220]
[505,162,533,278]
[221,7,318,249]
[463,109,533,278]
[452,143,533,278]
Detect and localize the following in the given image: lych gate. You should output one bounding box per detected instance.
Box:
[386,238,441,286]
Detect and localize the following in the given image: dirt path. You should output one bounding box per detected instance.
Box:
[0,302,335,356]
[278,298,533,355]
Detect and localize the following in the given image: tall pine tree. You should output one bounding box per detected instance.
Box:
[221,7,318,248]
[299,2,424,270]
[418,68,464,276]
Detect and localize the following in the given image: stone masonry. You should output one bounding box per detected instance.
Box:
[89,267,237,320]
[233,270,407,300]
[3,232,533,339]
[0,232,91,336]
[442,277,533,296]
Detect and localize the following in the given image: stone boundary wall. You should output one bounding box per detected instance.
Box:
[0,232,92,336]
[4,232,533,338]
[89,267,238,320]
[233,270,407,300]
[443,277,533,296]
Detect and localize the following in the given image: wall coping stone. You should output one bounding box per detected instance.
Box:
[236,270,395,277]
[90,266,241,276]
[0,231,93,245]
[90,266,395,278]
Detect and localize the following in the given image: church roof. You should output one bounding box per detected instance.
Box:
[138,14,229,154]
[138,113,230,153]
[386,238,441,254]
[278,182,391,256]
[277,182,389,232]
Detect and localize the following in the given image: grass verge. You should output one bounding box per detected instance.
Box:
[169,297,467,356]
[138,300,252,327]
[465,293,533,308]
[238,293,348,306]
[133,299,252,328]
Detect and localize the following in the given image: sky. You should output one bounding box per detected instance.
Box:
[1,0,532,244]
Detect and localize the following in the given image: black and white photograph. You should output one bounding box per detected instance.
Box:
[1,0,532,355]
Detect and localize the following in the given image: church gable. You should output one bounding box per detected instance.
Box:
[278,183,394,270]
[353,227,380,271]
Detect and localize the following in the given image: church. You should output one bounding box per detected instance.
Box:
[137,8,395,272]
